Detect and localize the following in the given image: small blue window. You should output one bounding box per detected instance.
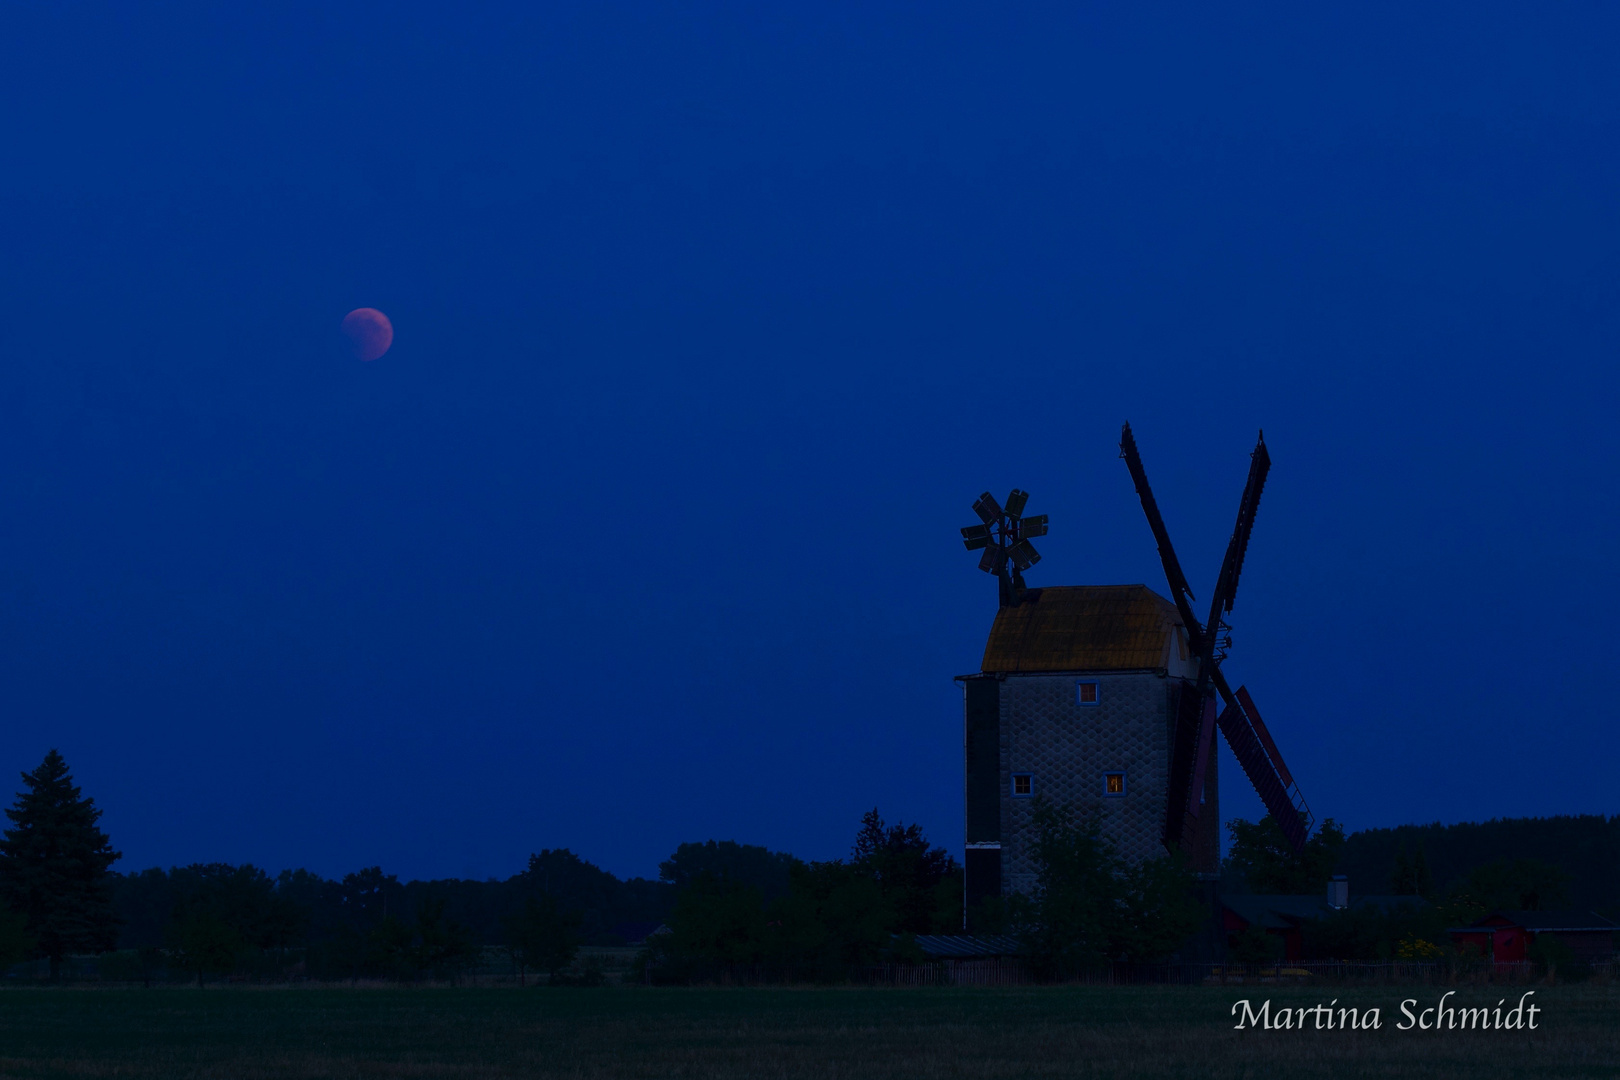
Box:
[1103,771,1127,797]
[1011,773,1033,798]
[1077,681,1099,707]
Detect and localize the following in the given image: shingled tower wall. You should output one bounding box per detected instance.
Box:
[961,584,1219,923]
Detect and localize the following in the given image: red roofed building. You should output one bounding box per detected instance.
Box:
[1449,911,1617,965]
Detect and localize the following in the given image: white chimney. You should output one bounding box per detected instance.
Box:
[1327,875,1349,910]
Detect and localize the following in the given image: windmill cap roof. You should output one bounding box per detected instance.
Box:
[981,584,1185,674]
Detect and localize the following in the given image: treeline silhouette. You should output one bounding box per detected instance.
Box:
[113,849,673,954]
[102,815,962,983]
[1338,815,1620,912]
[1222,815,1618,968]
[3,749,1616,983]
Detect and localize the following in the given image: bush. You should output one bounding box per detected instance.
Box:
[1011,799,1204,977]
[646,811,963,983]
[1300,900,1446,961]
[547,955,608,987]
[0,904,34,970]
[1229,926,1284,965]
[1528,933,1575,980]
[1394,936,1444,960]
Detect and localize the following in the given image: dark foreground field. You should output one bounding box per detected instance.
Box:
[0,984,1615,1079]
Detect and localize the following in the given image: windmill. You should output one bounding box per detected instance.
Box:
[960,489,1048,607]
[1118,423,1314,855]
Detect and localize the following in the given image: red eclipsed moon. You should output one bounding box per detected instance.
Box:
[341,308,394,361]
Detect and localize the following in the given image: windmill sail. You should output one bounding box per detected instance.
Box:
[1215,684,1311,852]
[1233,683,1311,828]
[1119,424,1202,649]
[1174,431,1274,841]
[1119,424,1312,856]
[1207,433,1270,626]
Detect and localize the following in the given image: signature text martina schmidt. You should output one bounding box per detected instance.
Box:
[1231,991,1542,1031]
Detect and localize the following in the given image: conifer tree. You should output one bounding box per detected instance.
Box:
[1390,842,1413,894]
[1409,843,1434,898]
[1391,840,1435,898]
[0,750,121,976]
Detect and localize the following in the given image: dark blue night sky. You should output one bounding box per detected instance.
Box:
[1,3,1615,881]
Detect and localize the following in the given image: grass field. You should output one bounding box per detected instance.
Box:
[0,983,1615,1079]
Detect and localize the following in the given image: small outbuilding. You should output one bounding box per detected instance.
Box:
[912,934,1022,959]
[1221,894,1328,963]
[1448,911,1617,965]
[611,922,669,946]
[1221,880,1427,963]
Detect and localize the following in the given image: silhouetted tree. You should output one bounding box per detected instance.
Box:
[524,848,673,944]
[338,866,400,929]
[404,896,478,980]
[850,809,962,934]
[1390,840,1435,897]
[356,892,477,982]
[503,892,582,984]
[1012,800,1202,973]
[167,910,242,985]
[0,750,121,976]
[1113,849,1204,962]
[651,812,950,980]
[766,860,894,972]
[659,841,797,903]
[1013,801,1119,974]
[109,867,177,949]
[1225,816,1345,894]
[0,902,33,968]
[368,914,415,978]
[161,863,309,981]
[666,872,769,965]
[1336,815,1619,914]
[1443,857,1571,923]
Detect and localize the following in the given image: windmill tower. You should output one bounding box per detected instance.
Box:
[957,425,1312,928]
